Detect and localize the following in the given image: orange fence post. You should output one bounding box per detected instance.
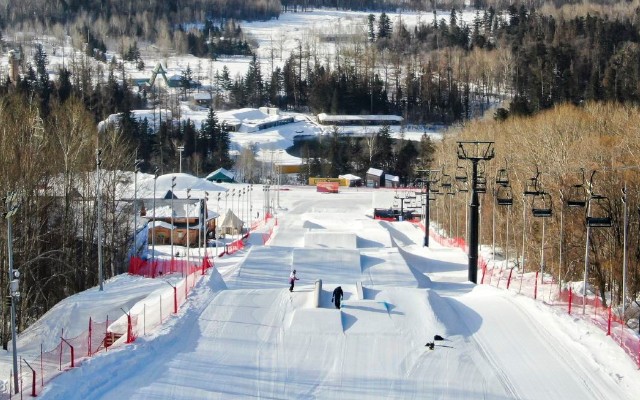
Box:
[534,271,539,300]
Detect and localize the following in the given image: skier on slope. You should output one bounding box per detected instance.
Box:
[332,286,344,309]
[289,269,299,292]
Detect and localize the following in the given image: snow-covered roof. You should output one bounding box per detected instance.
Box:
[385,174,399,182]
[206,168,234,180]
[367,168,384,176]
[317,113,403,123]
[135,173,227,199]
[339,174,362,181]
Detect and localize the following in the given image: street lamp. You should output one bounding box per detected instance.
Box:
[415,169,440,247]
[186,188,192,273]
[204,191,209,261]
[457,141,495,283]
[621,185,628,319]
[5,192,20,394]
[152,167,159,266]
[171,176,176,268]
[177,145,184,173]
[96,149,104,291]
[133,159,143,257]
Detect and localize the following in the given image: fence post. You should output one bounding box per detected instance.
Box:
[607,305,612,336]
[568,288,572,315]
[534,271,539,300]
[23,359,36,397]
[88,317,92,356]
[174,287,178,314]
[60,338,75,368]
[127,314,134,343]
[105,316,109,352]
[507,268,514,289]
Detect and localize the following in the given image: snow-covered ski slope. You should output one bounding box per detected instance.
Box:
[37,186,640,399]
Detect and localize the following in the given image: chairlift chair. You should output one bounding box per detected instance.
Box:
[455,165,468,182]
[524,177,539,196]
[531,192,553,217]
[457,180,469,193]
[567,184,587,208]
[496,185,513,206]
[441,173,453,188]
[495,168,510,186]
[476,175,487,193]
[586,194,612,227]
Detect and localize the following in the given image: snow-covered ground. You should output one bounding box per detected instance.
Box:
[2,185,639,399]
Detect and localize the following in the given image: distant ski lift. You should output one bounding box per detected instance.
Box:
[586,194,612,227]
[524,177,539,196]
[457,180,469,193]
[567,184,587,208]
[496,185,513,206]
[567,169,588,207]
[441,173,452,188]
[476,175,487,193]
[531,192,553,217]
[455,165,468,182]
[495,168,510,186]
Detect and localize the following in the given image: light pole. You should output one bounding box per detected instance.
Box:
[133,159,143,257]
[5,192,20,394]
[96,149,104,291]
[457,141,495,283]
[622,184,628,319]
[152,167,159,265]
[178,145,184,173]
[171,176,176,267]
[186,188,192,272]
[204,191,209,261]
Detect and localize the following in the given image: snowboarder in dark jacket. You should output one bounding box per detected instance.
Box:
[332,286,344,309]
[289,270,299,292]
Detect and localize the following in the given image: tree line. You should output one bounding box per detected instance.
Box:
[434,101,640,321]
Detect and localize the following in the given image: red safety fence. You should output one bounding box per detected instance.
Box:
[128,257,202,278]
[8,256,215,397]
[421,223,640,369]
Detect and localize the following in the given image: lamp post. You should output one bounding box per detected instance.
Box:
[96,149,104,291]
[171,176,176,269]
[216,193,221,257]
[186,188,192,271]
[133,159,143,257]
[152,167,159,265]
[456,141,495,283]
[5,192,20,394]
[204,191,209,261]
[177,145,184,173]
[621,185,628,318]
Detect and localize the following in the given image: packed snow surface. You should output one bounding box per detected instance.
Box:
[2,185,637,399]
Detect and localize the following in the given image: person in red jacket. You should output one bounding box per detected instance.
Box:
[289,270,299,292]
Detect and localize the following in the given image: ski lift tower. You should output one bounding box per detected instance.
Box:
[457,141,495,283]
[415,169,440,247]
